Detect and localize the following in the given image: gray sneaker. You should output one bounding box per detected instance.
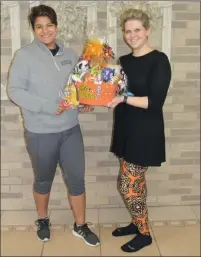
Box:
[72,222,100,246]
[35,218,51,242]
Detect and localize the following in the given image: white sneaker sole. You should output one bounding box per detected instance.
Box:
[72,230,100,247]
[37,236,51,242]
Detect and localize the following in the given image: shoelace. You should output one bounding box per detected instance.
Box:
[78,222,92,235]
[35,219,51,230]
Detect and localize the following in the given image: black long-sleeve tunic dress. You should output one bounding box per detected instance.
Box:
[110,50,172,167]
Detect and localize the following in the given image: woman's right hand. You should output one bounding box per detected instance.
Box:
[107,96,124,108]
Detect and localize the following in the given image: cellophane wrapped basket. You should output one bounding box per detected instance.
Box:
[57,32,126,113]
[75,38,120,106]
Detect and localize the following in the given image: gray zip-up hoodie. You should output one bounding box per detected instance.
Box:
[7,38,79,133]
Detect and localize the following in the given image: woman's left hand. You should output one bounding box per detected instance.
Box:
[107,96,124,108]
[79,104,94,112]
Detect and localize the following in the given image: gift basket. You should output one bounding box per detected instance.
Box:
[75,38,120,106]
[57,26,127,114]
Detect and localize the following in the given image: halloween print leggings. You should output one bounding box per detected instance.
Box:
[118,159,150,235]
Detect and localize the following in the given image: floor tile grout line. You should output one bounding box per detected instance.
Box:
[1,206,200,228]
[40,242,45,257]
[1,220,200,229]
[150,225,162,256]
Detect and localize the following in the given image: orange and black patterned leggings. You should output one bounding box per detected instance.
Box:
[118,159,150,235]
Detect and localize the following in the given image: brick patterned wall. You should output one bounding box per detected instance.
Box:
[1,2,200,210]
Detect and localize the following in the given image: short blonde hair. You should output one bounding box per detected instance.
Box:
[120,9,150,31]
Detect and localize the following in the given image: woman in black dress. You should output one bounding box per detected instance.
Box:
[108,9,171,253]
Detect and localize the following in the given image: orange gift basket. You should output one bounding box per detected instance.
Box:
[57,36,125,113]
[77,80,118,106]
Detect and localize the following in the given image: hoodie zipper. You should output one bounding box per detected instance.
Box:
[34,39,62,71]
[52,54,60,71]
[48,48,60,71]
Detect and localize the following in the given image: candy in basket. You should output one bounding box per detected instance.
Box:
[75,37,121,106]
[57,34,128,113]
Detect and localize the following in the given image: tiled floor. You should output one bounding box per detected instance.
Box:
[1,206,200,256]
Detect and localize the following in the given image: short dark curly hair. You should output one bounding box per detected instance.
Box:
[28,4,57,30]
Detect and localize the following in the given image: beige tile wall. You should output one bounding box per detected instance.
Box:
[1,2,200,210]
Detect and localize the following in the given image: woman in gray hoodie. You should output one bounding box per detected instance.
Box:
[7,4,100,247]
